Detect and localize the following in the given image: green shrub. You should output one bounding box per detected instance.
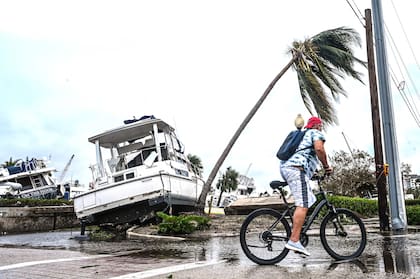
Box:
[328,196,378,218]
[310,195,378,219]
[405,199,420,206]
[88,226,117,241]
[314,195,420,226]
[406,205,420,225]
[156,212,210,235]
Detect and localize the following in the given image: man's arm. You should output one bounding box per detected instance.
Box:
[314,140,333,173]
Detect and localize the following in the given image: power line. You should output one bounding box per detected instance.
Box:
[385,23,420,99]
[373,1,420,127]
[389,0,420,70]
[383,23,420,127]
[389,69,420,127]
[344,0,365,27]
[350,0,365,21]
[344,0,420,127]
[384,3,420,100]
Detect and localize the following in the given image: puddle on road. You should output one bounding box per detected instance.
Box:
[123,248,192,259]
[365,233,420,275]
[0,230,419,276]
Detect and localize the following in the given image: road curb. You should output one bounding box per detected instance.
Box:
[126,225,186,241]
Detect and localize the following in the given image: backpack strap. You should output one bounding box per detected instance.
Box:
[294,129,313,154]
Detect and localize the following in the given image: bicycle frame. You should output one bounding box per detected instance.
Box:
[302,192,333,235]
[278,182,337,236]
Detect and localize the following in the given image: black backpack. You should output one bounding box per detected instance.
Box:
[276,129,310,161]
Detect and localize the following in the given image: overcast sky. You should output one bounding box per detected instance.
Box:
[0,0,419,193]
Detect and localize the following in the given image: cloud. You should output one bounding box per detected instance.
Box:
[0,0,419,194]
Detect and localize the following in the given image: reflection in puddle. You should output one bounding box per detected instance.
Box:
[381,234,413,274]
[113,237,240,263]
[328,259,368,273]
[123,248,192,260]
[205,237,240,262]
[201,235,420,276]
[1,229,420,276]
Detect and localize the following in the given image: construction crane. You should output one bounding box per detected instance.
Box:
[59,154,75,183]
[58,154,75,196]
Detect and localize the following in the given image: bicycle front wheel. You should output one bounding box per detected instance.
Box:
[320,208,367,260]
[240,208,291,265]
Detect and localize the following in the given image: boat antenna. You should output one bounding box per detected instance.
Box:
[244,163,252,177]
[342,131,355,162]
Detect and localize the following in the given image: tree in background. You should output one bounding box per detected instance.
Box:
[187,154,203,177]
[197,27,366,210]
[216,167,239,207]
[406,184,420,199]
[401,162,412,176]
[401,162,412,184]
[322,149,375,197]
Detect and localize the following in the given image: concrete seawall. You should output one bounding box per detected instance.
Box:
[0,206,80,234]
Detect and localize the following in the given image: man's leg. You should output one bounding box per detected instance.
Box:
[290,206,308,242]
[285,206,310,256]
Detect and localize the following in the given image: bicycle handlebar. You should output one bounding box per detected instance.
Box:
[311,172,331,182]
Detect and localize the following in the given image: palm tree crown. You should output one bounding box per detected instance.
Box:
[290,27,366,126]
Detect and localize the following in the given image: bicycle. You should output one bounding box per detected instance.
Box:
[240,174,367,265]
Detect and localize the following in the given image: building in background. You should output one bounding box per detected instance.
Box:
[403,174,420,190]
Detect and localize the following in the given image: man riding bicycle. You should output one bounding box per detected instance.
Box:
[280,116,333,256]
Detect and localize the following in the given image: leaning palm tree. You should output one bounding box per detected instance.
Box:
[197,26,366,210]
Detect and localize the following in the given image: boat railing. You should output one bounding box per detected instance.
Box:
[5,158,43,175]
[89,164,110,187]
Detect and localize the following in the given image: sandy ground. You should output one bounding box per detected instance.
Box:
[129,214,247,239]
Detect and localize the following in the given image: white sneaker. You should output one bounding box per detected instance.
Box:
[285,240,310,256]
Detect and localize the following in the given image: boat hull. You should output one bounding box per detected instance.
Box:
[18,185,58,199]
[73,172,203,226]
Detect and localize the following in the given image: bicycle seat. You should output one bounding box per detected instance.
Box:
[269,180,288,190]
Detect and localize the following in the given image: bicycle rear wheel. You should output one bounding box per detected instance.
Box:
[240,208,291,265]
[320,208,367,260]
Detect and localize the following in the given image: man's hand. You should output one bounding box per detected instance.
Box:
[323,165,333,175]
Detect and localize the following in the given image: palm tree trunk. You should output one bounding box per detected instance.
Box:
[217,190,224,207]
[197,56,297,210]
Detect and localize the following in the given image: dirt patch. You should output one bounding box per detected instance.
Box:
[129,214,247,239]
[195,214,247,237]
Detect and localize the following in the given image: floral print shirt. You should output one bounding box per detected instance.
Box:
[280,128,325,178]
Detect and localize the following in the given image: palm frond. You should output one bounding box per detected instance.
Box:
[288,26,366,126]
[312,27,366,83]
[296,68,337,126]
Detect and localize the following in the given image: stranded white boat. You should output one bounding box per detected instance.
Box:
[73,116,204,228]
[209,173,257,208]
[0,158,58,199]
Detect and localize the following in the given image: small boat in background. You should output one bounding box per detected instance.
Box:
[207,173,258,208]
[73,116,204,229]
[0,158,58,199]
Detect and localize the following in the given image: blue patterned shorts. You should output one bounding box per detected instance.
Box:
[280,166,316,208]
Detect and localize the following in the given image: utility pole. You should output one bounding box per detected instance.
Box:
[365,9,390,231]
[371,0,407,230]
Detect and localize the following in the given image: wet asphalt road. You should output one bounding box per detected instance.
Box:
[0,228,419,278]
